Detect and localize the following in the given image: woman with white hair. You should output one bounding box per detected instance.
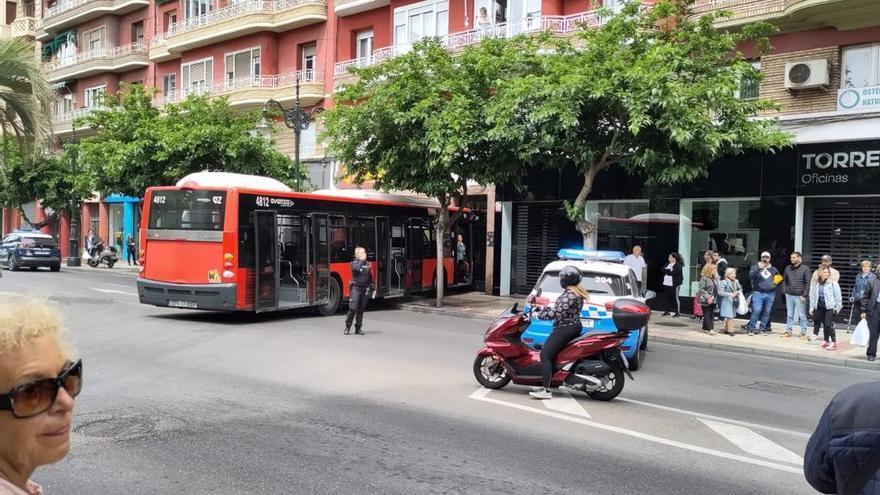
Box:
[0,299,82,494]
[345,246,375,335]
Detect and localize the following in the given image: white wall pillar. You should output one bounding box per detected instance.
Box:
[794,196,805,253]
[678,200,694,295]
[499,201,513,296]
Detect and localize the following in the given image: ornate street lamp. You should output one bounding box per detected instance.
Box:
[65,112,83,267]
[256,78,323,192]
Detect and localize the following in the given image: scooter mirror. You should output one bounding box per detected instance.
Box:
[536,288,543,297]
[612,298,651,332]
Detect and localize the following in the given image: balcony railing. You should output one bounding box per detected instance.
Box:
[334,10,603,77]
[45,0,93,18]
[44,42,146,72]
[153,70,323,106]
[151,0,324,48]
[11,17,37,37]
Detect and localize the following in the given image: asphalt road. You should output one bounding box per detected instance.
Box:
[2,267,876,494]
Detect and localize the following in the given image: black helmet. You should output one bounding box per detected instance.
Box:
[559,266,582,288]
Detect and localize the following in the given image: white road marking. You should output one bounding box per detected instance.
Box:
[542,389,591,418]
[92,288,137,296]
[468,388,802,474]
[699,418,804,465]
[617,397,811,439]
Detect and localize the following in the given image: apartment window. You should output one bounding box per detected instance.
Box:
[225,47,260,86]
[163,73,177,96]
[603,0,623,13]
[393,0,448,47]
[842,44,880,89]
[84,26,105,53]
[83,86,105,108]
[355,29,374,62]
[56,94,74,116]
[165,11,177,31]
[736,61,761,100]
[185,0,210,19]
[181,57,213,94]
[301,43,316,79]
[132,21,144,45]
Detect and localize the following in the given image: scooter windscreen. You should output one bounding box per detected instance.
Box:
[612,299,651,332]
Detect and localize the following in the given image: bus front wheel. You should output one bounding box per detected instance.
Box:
[317,277,341,316]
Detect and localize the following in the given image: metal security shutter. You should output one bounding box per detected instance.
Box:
[807,203,880,301]
[511,203,561,294]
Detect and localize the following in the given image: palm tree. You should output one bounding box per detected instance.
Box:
[0,38,53,147]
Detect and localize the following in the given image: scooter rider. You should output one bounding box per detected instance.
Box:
[345,246,374,335]
[529,266,589,400]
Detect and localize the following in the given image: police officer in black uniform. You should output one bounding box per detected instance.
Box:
[345,246,374,335]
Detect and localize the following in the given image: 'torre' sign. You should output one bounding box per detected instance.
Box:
[797,141,880,193]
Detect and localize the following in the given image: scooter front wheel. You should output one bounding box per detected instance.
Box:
[586,366,625,401]
[473,354,511,389]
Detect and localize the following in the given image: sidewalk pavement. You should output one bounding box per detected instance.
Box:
[398,291,880,371]
[60,263,140,274]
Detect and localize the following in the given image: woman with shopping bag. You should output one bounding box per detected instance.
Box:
[809,267,843,350]
[717,268,742,337]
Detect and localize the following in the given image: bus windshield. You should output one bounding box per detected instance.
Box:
[148,190,227,231]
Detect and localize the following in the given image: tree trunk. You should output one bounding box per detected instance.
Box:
[434,205,448,307]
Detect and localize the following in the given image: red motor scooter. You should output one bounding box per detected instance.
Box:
[473,298,651,401]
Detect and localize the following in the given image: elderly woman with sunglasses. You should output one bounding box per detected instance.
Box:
[0,300,82,495]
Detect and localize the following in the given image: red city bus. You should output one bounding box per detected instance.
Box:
[136,173,474,314]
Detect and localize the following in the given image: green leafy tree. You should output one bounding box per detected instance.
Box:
[487,0,792,247]
[77,84,308,198]
[322,37,533,305]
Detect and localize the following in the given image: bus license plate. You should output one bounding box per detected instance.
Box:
[581,319,595,328]
[169,300,198,309]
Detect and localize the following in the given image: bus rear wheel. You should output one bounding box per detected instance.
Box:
[317,277,341,316]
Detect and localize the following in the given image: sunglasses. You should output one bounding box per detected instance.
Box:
[0,359,83,419]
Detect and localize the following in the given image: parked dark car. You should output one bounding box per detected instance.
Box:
[0,231,62,272]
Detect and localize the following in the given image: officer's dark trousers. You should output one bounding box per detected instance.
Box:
[346,286,369,330]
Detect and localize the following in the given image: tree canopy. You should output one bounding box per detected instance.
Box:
[0,39,53,147]
[76,84,308,198]
[486,0,791,246]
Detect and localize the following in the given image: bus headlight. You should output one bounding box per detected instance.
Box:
[222,270,235,279]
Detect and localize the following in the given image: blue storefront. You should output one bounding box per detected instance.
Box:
[104,195,142,261]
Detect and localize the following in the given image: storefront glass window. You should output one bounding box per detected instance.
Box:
[109,204,124,252]
[586,200,651,253]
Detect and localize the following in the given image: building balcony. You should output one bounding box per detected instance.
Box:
[153,70,326,109]
[52,107,102,138]
[149,0,328,63]
[334,10,603,80]
[44,43,148,83]
[334,0,390,17]
[36,0,149,41]
[691,0,879,31]
[11,17,37,38]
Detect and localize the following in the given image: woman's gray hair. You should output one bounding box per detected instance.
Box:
[725,267,737,278]
[0,299,71,358]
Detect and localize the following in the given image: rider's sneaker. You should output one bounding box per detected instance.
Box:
[529,388,552,400]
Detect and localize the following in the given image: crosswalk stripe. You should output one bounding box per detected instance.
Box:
[542,389,591,418]
[699,418,804,465]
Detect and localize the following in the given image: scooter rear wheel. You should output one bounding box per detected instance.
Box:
[473,354,511,389]
[586,366,624,401]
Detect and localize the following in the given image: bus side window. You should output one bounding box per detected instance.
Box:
[330,215,347,263]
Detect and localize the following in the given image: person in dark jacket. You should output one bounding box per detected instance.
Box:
[712,252,729,281]
[783,251,811,338]
[852,261,876,324]
[345,247,374,335]
[805,381,880,495]
[661,253,684,317]
[746,251,780,336]
[860,274,880,361]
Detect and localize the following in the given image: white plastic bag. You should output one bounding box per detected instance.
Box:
[736,291,749,316]
[850,319,870,347]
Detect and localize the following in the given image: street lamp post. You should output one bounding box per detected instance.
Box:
[66,115,81,267]
[258,77,322,192]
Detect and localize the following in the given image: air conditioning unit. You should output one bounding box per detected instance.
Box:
[784,59,829,90]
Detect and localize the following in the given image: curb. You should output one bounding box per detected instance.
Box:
[396,303,880,371]
[58,264,140,275]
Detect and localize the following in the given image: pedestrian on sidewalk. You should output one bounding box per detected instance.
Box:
[455,234,468,283]
[661,253,684,317]
[698,263,718,334]
[717,267,741,337]
[809,267,843,350]
[861,270,880,362]
[782,251,811,339]
[851,261,875,325]
[344,247,374,336]
[624,245,647,294]
[746,251,780,336]
[125,235,137,266]
[712,252,729,282]
[811,254,841,285]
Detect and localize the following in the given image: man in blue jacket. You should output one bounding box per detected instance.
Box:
[805,381,880,495]
[746,251,779,336]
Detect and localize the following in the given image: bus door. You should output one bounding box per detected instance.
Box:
[253,210,278,312]
[389,217,406,295]
[311,213,330,305]
[278,214,309,307]
[406,218,425,290]
[375,216,391,296]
